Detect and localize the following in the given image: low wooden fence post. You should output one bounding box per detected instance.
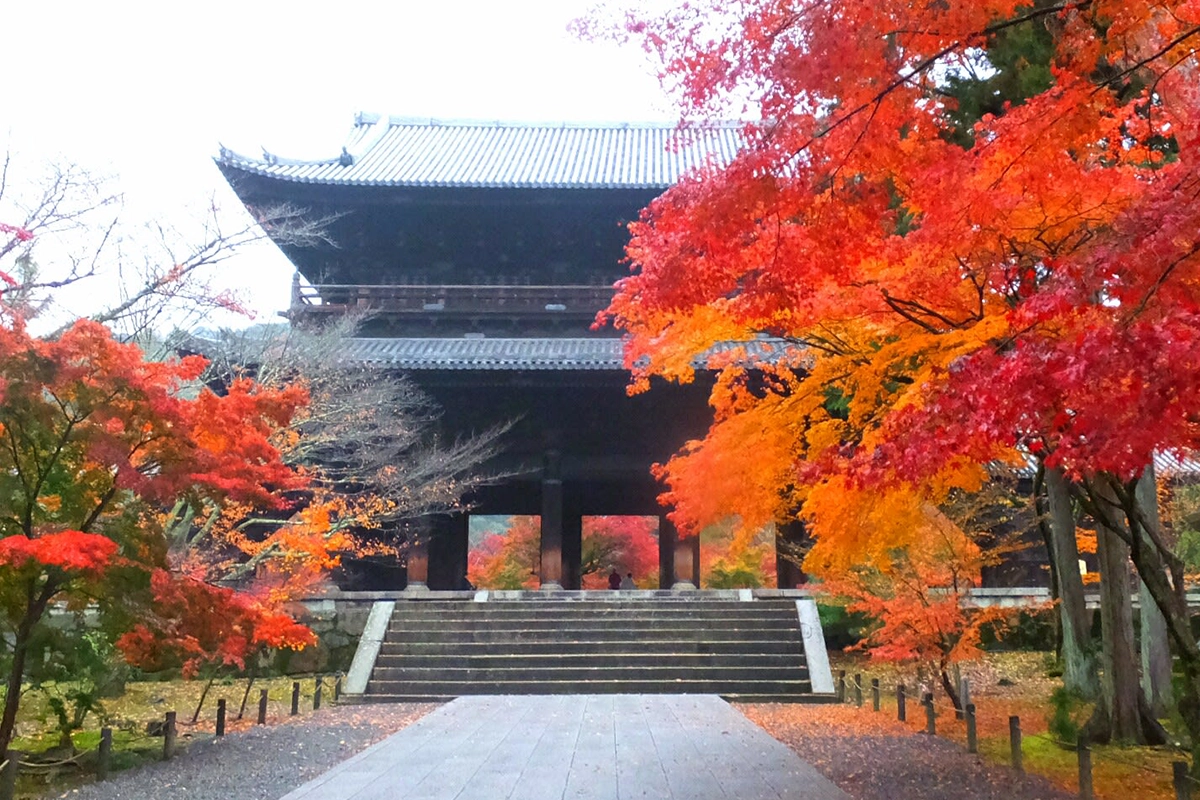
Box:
[1077,736,1093,800]
[258,688,269,725]
[314,677,323,711]
[871,678,880,712]
[897,684,906,722]
[958,677,971,721]
[1174,761,1191,800]
[1009,716,1023,773]
[854,674,863,708]
[923,692,936,735]
[98,727,112,781]
[334,674,342,703]
[0,750,20,800]
[837,670,846,702]
[216,698,226,737]
[291,682,300,716]
[965,704,977,754]
[163,711,177,760]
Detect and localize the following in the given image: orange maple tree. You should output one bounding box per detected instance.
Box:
[596,0,1200,757]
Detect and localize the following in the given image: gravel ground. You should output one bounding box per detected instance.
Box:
[739,703,1074,800]
[38,699,1075,800]
[42,704,439,800]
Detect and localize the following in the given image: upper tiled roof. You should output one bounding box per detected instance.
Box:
[216,113,745,189]
[339,337,792,371]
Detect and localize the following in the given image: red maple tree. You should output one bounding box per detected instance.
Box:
[0,317,307,755]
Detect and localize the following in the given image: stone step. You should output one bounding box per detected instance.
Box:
[364,678,815,696]
[389,599,798,610]
[387,618,799,632]
[373,653,807,669]
[350,691,831,704]
[386,604,796,618]
[387,609,799,622]
[378,639,805,656]
[383,627,802,644]
[370,665,808,682]
[389,600,799,610]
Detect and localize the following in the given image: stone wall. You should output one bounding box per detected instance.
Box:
[283,598,377,674]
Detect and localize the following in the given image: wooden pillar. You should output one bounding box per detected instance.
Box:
[540,478,564,589]
[659,515,675,589]
[662,516,699,590]
[428,514,469,590]
[563,512,583,590]
[684,532,701,588]
[405,536,429,592]
[776,519,809,589]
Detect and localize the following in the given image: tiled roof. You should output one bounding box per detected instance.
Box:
[216,113,744,189]
[1007,451,1200,479]
[339,337,792,371]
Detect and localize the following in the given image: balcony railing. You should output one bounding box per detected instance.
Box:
[291,283,616,317]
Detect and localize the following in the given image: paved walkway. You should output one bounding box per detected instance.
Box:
[278,695,849,800]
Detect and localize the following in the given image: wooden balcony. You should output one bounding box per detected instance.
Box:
[291,283,616,320]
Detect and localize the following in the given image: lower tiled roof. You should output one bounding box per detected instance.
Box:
[339,337,793,371]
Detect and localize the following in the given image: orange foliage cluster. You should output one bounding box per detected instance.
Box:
[597,0,1200,668]
[117,570,316,679]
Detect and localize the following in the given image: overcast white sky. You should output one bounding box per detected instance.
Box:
[2,0,673,327]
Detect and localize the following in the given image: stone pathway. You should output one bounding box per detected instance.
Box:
[278,695,848,800]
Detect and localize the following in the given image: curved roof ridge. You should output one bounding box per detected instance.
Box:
[215,113,749,189]
[368,113,743,130]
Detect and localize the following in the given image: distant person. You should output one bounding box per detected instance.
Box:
[607,568,622,590]
[620,572,635,590]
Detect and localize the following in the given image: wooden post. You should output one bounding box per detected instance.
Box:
[0,751,19,800]
[314,678,323,711]
[216,698,226,737]
[958,677,971,722]
[334,675,342,703]
[923,692,936,735]
[1077,736,1093,799]
[1174,761,1192,800]
[98,728,112,780]
[837,670,846,702]
[854,674,863,708]
[163,711,177,760]
[258,688,268,725]
[965,704,977,754]
[1010,716,1023,773]
[291,682,300,716]
[871,678,880,712]
[897,684,907,722]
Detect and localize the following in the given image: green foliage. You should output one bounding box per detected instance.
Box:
[941,6,1056,147]
[1170,483,1200,571]
[26,625,127,750]
[1047,686,1085,744]
[981,609,1057,652]
[817,602,869,650]
[706,549,765,589]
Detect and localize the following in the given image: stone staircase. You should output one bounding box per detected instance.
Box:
[357,594,834,703]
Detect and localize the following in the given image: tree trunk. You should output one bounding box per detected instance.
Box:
[1045,466,1099,698]
[238,675,256,720]
[1093,520,1144,742]
[0,606,40,759]
[1089,474,1200,765]
[1135,467,1173,717]
[1034,465,1064,661]
[191,675,216,724]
